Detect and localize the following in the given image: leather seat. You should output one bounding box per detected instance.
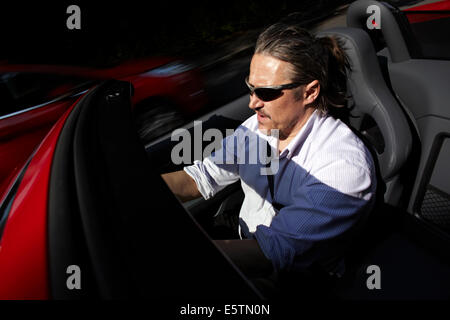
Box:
[317,27,413,206]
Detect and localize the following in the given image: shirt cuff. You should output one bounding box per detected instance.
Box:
[184,160,218,200]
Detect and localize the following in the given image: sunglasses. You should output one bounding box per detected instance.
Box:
[245,76,302,102]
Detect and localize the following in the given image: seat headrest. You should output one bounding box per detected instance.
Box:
[346,0,411,62]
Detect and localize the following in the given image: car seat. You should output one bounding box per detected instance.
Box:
[317,26,413,207]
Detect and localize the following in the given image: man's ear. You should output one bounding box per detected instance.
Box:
[303,80,320,105]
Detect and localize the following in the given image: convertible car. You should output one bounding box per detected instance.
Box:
[0,0,449,301]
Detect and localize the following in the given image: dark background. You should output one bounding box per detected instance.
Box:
[0,1,352,67]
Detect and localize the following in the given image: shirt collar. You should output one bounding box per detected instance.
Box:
[278,109,319,160]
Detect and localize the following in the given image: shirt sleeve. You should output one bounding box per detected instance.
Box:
[253,158,377,272]
[183,132,241,200]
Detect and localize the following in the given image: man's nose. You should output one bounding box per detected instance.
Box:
[249,93,264,110]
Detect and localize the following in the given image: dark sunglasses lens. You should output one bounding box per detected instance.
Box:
[255,88,282,101]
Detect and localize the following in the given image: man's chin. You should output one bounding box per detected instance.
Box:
[257,124,275,136]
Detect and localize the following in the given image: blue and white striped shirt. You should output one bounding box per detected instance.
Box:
[185,110,377,273]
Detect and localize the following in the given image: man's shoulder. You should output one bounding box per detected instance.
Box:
[302,114,376,198]
[309,114,375,172]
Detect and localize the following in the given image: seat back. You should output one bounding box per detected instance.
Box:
[317,27,412,206]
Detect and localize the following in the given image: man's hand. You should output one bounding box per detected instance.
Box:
[161,170,202,202]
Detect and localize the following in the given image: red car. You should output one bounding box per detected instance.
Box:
[0,57,207,201]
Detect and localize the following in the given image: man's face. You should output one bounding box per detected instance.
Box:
[248,54,311,139]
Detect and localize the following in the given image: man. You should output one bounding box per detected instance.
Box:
[162,22,377,281]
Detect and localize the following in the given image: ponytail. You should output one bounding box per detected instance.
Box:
[317,36,351,112]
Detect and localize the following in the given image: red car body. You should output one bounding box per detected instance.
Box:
[403,0,450,24]
[0,97,76,299]
[0,57,207,200]
[0,60,210,297]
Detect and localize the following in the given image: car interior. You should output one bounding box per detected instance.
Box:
[46,0,450,300]
[148,0,450,299]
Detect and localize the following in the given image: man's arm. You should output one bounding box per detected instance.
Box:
[161,170,202,202]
